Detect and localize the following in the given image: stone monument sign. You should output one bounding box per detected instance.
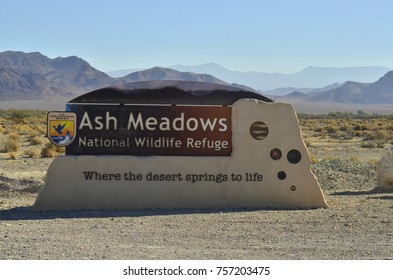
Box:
[34,80,328,210]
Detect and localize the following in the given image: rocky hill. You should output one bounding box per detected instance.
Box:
[0,51,115,100]
[0,51,248,101]
[361,71,393,103]
[283,71,393,104]
[116,66,227,85]
[0,67,51,100]
[308,82,370,103]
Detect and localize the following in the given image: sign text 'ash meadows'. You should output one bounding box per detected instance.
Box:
[78,111,228,132]
[65,104,232,156]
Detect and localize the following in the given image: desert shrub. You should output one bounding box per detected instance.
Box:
[361,141,375,148]
[30,135,43,145]
[8,152,18,159]
[363,130,390,141]
[349,156,361,163]
[40,144,57,158]
[25,149,39,158]
[40,143,65,158]
[368,158,379,165]
[333,130,354,140]
[339,124,351,132]
[2,128,10,135]
[326,125,338,134]
[34,124,47,135]
[323,156,337,161]
[375,140,386,148]
[8,133,20,141]
[376,130,391,140]
[309,154,319,164]
[353,124,370,131]
[3,137,20,152]
[354,131,363,137]
[313,126,323,132]
[361,140,385,149]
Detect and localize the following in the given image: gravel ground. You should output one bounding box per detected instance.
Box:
[1,157,393,260]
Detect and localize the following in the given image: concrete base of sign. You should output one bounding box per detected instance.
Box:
[34,99,328,210]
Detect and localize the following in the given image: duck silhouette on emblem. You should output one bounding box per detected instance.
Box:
[53,123,67,135]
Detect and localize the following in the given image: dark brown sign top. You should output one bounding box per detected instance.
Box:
[68,80,273,105]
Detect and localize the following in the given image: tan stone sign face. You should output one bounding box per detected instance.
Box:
[35,98,328,210]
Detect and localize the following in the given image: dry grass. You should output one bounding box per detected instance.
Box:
[299,117,393,147]
[2,137,20,152]
[25,148,39,158]
[30,135,43,145]
[40,143,65,158]
[8,133,20,141]
[8,151,18,159]
[0,111,56,159]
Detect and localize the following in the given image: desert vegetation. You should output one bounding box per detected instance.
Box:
[0,109,59,159]
[299,111,393,159]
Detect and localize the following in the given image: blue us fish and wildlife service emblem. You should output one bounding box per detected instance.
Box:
[47,111,77,147]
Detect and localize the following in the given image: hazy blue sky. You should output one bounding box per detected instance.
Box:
[1,0,393,73]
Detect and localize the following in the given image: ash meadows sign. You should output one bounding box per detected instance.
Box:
[66,104,232,156]
[34,80,329,211]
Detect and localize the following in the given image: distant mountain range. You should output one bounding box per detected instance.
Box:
[110,62,391,92]
[1,51,393,104]
[278,71,393,104]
